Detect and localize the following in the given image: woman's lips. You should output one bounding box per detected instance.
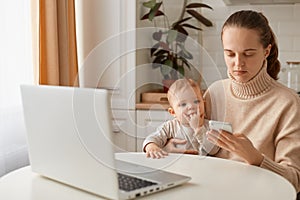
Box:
[233,70,247,76]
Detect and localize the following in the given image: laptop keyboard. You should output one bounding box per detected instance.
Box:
[118,173,158,191]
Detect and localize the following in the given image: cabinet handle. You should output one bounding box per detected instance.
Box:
[112,122,121,133]
[112,128,121,133]
[98,86,119,91]
[112,118,123,133]
[160,97,168,102]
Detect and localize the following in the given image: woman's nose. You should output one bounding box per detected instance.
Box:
[235,55,244,68]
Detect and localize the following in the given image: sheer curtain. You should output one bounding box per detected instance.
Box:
[0,0,33,176]
[0,0,79,177]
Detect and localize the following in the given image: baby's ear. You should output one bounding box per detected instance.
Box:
[168,107,175,116]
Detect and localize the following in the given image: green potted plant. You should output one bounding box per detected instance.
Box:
[140,0,213,91]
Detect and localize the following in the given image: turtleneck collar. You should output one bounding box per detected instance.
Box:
[227,62,273,99]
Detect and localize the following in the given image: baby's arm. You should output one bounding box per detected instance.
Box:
[142,120,174,158]
[144,142,168,159]
[189,113,204,143]
[190,117,220,155]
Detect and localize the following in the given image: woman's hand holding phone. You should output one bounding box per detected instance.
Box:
[208,120,233,133]
[207,120,263,165]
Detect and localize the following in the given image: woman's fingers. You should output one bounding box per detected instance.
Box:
[206,130,235,151]
[207,130,263,165]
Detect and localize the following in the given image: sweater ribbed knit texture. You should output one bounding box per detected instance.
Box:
[204,65,300,192]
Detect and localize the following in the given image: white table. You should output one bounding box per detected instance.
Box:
[0,153,297,200]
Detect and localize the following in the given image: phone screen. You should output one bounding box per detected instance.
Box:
[209,120,233,133]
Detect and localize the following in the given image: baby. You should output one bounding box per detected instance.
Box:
[143,78,207,158]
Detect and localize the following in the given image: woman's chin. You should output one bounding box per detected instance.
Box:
[233,76,250,83]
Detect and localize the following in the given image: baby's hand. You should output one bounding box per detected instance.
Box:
[187,107,204,132]
[145,143,168,159]
[189,112,202,132]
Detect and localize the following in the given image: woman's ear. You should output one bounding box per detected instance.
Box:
[265,44,272,58]
[168,107,175,116]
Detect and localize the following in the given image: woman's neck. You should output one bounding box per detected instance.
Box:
[228,65,273,99]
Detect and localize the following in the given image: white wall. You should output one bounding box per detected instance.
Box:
[201,0,300,87]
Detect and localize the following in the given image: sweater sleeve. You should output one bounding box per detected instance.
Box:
[260,156,299,192]
[260,96,300,193]
[142,120,173,152]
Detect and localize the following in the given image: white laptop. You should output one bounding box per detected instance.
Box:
[20,85,191,200]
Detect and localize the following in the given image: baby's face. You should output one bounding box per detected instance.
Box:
[170,87,204,126]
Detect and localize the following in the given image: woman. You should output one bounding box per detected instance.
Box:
[203,10,300,192]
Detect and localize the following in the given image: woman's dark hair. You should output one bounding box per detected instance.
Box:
[221,10,280,80]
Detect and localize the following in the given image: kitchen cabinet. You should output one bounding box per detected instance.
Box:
[136,110,173,151]
[111,110,136,152]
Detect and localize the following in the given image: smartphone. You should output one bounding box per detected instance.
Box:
[209,120,233,134]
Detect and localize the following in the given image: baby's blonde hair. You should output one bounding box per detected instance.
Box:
[167,79,202,106]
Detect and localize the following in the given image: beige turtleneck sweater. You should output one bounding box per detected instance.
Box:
[204,65,300,192]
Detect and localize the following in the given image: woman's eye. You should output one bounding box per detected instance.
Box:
[225,51,235,57]
[244,52,254,57]
[227,53,234,57]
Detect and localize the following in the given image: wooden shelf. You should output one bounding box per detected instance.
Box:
[136,103,170,110]
[136,91,170,110]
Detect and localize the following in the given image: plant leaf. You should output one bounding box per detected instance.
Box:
[149,2,163,21]
[172,17,192,28]
[186,10,213,27]
[153,49,169,57]
[164,59,173,68]
[177,65,185,77]
[181,57,191,70]
[167,30,178,44]
[178,49,193,60]
[186,3,213,10]
[152,55,167,68]
[141,10,165,20]
[155,10,165,17]
[159,41,171,51]
[172,59,178,70]
[152,62,162,69]
[143,0,156,9]
[140,13,150,20]
[184,49,193,59]
[161,60,173,76]
[152,30,162,41]
[176,31,187,43]
[182,23,202,31]
[174,25,188,37]
[150,43,160,56]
